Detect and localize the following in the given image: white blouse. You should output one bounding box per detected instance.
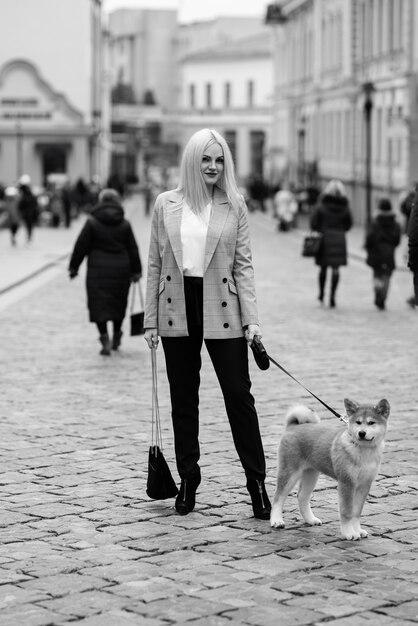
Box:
[181,201,211,277]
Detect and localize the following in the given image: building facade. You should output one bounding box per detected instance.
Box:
[108,13,272,187]
[178,29,274,185]
[0,0,110,188]
[269,0,416,223]
[108,9,179,183]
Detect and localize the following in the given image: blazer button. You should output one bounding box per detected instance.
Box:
[167,298,172,303]
[223,323,229,328]
[167,275,171,281]
[222,277,227,283]
[168,320,173,326]
[221,301,227,307]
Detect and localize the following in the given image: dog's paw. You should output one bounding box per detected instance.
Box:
[340,523,361,541]
[308,516,322,526]
[359,527,368,538]
[270,517,285,529]
[341,531,361,541]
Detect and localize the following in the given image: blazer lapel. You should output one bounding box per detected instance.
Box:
[204,188,230,274]
[164,191,184,272]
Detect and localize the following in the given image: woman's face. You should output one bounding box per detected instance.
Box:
[200,142,224,190]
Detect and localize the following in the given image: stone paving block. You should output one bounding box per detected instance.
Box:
[285,589,387,619]
[59,609,165,625]
[111,576,190,602]
[0,604,64,626]
[270,572,354,595]
[187,581,292,608]
[0,510,37,527]
[0,584,50,610]
[20,573,111,596]
[79,561,165,583]
[323,612,415,625]
[36,589,128,618]
[19,502,90,518]
[142,548,230,573]
[164,563,264,586]
[137,595,232,623]
[224,553,319,576]
[223,604,324,626]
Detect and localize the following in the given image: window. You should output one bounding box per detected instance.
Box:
[247,81,254,108]
[189,84,195,108]
[206,83,212,109]
[224,82,231,108]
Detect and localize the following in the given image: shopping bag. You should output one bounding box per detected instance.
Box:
[146,347,178,500]
[302,232,322,257]
[147,445,179,500]
[130,311,144,336]
[130,281,145,336]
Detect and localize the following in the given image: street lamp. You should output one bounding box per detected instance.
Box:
[362,81,374,229]
[297,115,306,188]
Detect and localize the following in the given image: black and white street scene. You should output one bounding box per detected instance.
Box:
[1,1,417,625]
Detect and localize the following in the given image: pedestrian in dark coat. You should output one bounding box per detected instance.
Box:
[310,180,353,307]
[18,175,38,243]
[407,190,418,306]
[365,198,401,310]
[68,188,142,355]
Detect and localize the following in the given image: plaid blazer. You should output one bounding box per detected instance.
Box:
[144,187,259,338]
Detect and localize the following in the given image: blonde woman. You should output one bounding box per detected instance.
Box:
[144,128,271,519]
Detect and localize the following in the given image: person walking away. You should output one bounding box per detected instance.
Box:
[365,198,401,310]
[273,185,298,231]
[407,189,418,306]
[310,180,353,308]
[68,188,142,355]
[18,175,38,244]
[144,128,271,520]
[4,186,21,245]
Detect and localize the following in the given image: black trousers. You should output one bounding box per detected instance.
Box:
[161,277,266,482]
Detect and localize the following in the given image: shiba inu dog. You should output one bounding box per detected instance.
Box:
[270,398,390,540]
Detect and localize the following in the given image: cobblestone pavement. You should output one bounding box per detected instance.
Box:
[0,196,417,625]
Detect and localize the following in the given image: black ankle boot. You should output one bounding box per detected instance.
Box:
[175,473,201,516]
[246,478,271,520]
[99,333,111,356]
[112,330,123,350]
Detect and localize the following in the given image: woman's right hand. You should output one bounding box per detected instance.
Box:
[144,328,159,349]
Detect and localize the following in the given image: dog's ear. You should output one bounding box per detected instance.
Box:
[375,399,390,420]
[344,398,359,416]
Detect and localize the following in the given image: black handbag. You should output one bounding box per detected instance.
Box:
[130,281,145,336]
[302,232,322,257]
[146,347,178,500]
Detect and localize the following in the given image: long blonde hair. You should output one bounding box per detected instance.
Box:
[177,128,242,213]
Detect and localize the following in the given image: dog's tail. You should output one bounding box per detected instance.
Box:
[285,405,320,428]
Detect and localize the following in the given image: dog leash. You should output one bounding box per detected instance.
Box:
[251,337,348,423]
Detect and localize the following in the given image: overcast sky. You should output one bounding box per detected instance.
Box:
[103,0,269,24]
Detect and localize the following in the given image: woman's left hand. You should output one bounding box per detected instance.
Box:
[245,324,261,345]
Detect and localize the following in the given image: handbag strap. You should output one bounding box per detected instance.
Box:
[130,280,145,313]
[151,346,163,453]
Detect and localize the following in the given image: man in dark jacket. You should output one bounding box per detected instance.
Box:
[365,198,401,310]
[69,188,142,355]
[407,193,418,306]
